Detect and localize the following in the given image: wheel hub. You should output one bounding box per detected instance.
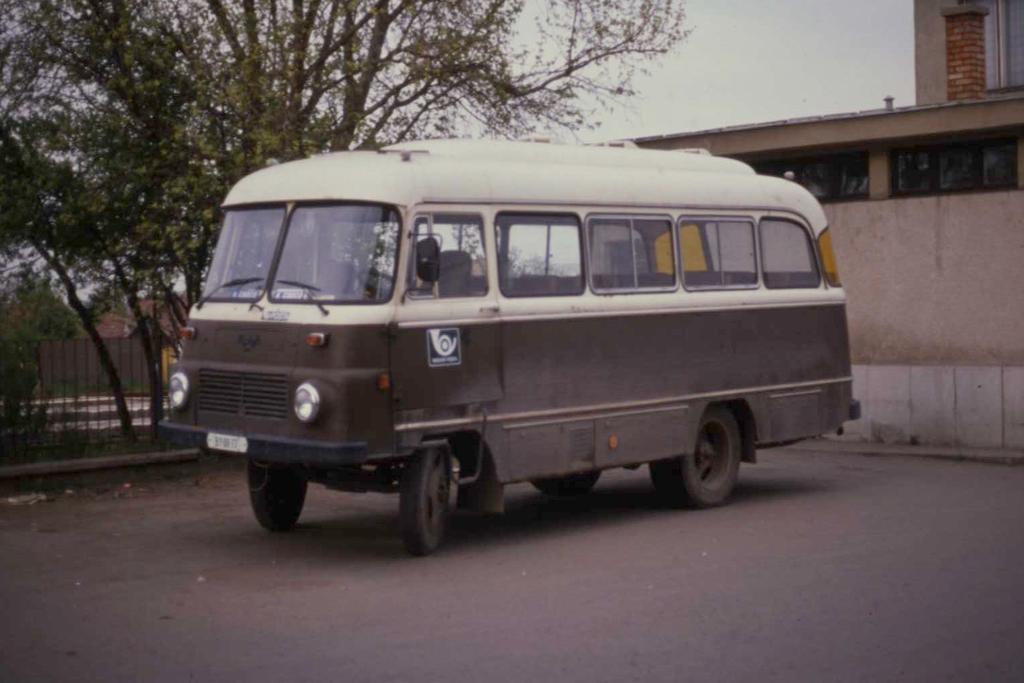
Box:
[695,423,727,483]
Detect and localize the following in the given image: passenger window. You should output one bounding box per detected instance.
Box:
[679,219,757,289]
[409,214,487,298]
[495,214,584,297]
[759,219,821,289]
[588,217,674,291]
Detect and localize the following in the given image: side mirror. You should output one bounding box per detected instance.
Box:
[415,236,441,283]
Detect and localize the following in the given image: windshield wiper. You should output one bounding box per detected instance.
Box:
[196,276,264,309]
[275,279,329,316]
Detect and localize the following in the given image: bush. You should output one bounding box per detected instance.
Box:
[0,340,49,458]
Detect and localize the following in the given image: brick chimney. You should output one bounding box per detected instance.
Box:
[941,4,989,101]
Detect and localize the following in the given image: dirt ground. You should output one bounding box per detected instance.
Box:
[2,449,1023,682]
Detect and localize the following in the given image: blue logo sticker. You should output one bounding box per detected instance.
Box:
[427,328,461,367]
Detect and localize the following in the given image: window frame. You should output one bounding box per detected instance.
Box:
[494,211,586,299]
[890,138,1018,197]
[677,216,761,292]
[266,200,404,307]
[201,202,291,304]
[758,217,823,290]
[406,212,488,300]
[982,0,1024,91]
[584,213,678,294]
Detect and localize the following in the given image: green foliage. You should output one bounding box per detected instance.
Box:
[0,274,82,341]
[1,0,687,334]
[0,275,80,454]
[0,338,48,450]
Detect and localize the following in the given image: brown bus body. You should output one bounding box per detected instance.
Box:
[159,139,859,554]
[165,300,853,481]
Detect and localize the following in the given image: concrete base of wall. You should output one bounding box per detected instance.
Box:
[839,364,1024,450]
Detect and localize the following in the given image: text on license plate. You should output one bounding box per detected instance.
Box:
[206,432,248,454]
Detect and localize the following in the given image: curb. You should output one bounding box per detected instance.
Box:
[0,449,202,480]
[783,439,1024,466]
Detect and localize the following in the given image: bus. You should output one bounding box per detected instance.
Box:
[159,138,859,556]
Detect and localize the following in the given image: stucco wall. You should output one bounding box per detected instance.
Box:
[839,364,1024,449]
[825,189,1024,366]
[915,0,949,105]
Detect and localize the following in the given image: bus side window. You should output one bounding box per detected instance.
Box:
[495,214,584,297]
[409,214,487,298]
[679,219,757,289]
[587,216,674,292]
[759,219,821,289]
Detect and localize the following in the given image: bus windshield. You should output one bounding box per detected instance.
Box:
[202,207,286,302]
[270,204,400,304]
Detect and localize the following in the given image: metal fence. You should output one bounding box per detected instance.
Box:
[0,337,167,463]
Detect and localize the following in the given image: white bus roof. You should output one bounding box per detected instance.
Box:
[222,138,828,231]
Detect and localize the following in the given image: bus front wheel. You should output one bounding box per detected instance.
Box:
[400,448,452,556]
[248,460,307,531]
[650,406,741,508]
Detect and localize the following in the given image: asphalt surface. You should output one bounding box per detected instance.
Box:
[1,449,1023,683]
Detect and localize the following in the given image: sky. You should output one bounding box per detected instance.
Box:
[566,0,917,144]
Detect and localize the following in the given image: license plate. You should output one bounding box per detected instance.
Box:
[206,432,248,454]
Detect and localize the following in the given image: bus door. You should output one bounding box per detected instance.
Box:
[390,212,503,414]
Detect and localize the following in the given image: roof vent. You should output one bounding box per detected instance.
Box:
[884,95,894,111]
[376,148,429,162]
[678,148,711,156]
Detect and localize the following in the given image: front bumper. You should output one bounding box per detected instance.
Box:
[158,422,370,467]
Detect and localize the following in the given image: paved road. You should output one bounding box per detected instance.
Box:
[2,449,1023,683]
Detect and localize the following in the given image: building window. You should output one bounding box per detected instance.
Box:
[752,153,868,202]
[980,0,1024,89]
[892,139,1018,195]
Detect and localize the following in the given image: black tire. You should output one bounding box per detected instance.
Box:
[650,405,741,508]
[399,448,452,556]
[248,460,307,532]
[531,470,602,497]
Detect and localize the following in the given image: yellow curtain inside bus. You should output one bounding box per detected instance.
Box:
[818,228,841,286]
[678,223,708,272]
[653,232,674,274]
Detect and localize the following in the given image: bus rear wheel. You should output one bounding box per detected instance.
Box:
[248,460,307,532]
[650,406,741,508]
[531,471,601,497]
[400,448,452,556]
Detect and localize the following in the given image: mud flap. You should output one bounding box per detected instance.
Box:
[456,454,504,514]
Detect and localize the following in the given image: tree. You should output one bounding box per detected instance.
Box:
[0,119,141,439]
[2,0,688,439]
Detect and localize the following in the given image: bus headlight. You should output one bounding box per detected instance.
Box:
[294,382,321,423]
[169,372,190,410]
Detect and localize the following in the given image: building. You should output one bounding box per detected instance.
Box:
[635,0,1024,451]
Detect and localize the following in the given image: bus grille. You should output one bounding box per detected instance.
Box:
[197,370,289,419]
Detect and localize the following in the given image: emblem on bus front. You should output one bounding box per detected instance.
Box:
[237,333,261,352]
[426,328,461,367]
